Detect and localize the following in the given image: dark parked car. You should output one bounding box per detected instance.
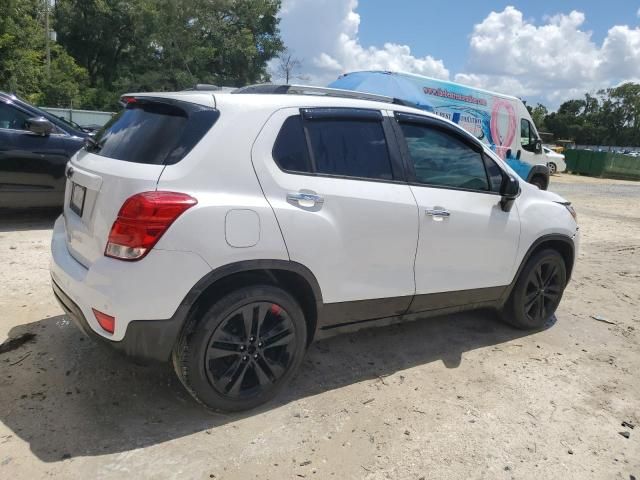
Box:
[0,92,88,209]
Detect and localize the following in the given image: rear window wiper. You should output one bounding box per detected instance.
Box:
[84,136,100,152]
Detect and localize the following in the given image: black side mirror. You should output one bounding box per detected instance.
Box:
[535,139,543,154]
[25,117,54,136]
[500,175,520,212]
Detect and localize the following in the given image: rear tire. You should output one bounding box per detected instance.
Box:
[547,162,557,175]
[172,285,307,412]
[500,249,567,330]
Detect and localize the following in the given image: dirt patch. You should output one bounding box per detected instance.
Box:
[0,174,638,479]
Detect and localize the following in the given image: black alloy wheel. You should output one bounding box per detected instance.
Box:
[501,249,567,329]
[173,285,307,412]
[205,301,297,399]
[522,259,563,325]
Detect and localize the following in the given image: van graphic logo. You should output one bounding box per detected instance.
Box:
[490,99,517,158]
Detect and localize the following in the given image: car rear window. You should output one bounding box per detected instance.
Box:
[87,98,219,165]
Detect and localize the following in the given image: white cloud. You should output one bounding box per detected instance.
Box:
[456,6,640,106]
[276,2,640,108]
[273,0,449,85]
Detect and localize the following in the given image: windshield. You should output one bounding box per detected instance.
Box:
[86,98,219,165]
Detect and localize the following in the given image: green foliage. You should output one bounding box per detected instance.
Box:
[542,84,640,146]
[0,0,88,107]
[526,103,548,131]
[51,0,283,109]
[0,0,284,110]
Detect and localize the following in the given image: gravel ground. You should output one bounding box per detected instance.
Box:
[0,173,638,479]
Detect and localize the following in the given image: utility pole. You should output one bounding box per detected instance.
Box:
[45,0,51,77]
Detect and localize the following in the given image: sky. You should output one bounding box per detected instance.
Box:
[273,0,640,109]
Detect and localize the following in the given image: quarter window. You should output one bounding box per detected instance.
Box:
[272,115,311,173]
[399,122,489,191]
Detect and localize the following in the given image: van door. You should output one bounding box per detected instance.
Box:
[519,118,542,163]
[251,107,419,326]
[393,113,520,311]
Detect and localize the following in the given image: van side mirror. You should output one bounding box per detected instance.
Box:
[26,117,54,136]
[500,175,520,212]
[535,139,543,154]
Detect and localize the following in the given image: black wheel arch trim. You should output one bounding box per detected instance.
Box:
[526,164,550,188]
[172,259,324,344]
[499,233,575,305]
[185,259,324,306]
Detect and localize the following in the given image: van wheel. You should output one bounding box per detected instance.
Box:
[172,285,307,412]
[547,162,557,175]
[530,175,547,190]
[500,249,567,330]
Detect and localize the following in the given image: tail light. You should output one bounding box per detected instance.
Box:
[105,191,197,261]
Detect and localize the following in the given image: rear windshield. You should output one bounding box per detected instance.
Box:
[87,98,219,165]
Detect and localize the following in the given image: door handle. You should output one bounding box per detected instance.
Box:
[287,191,324,209]
[425,208,450,218]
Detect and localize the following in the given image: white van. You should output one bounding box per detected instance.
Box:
[329,71,549,189]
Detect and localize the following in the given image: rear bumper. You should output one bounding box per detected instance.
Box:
[51,278,184,362]
[49,215,211,362]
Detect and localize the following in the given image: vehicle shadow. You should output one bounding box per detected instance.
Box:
[0,208,60,233]
[0,310,544,462]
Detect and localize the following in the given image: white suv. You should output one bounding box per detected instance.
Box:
[50,85,580,411]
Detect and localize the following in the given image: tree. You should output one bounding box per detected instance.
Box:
[0,0,88,106]
[276,48,304,84]
[54,0,284,103]
[53,0,150,89]
[540,83,640,146]
[529,103,548,131]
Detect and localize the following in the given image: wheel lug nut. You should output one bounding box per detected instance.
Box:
[258,342,263,348]
[253,354,258,359]
[242,355,248,361]
[250,336,255,342]
[239,345,245,351]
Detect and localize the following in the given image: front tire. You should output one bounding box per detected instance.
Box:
[172,285,307,412]
[501,249,567,329]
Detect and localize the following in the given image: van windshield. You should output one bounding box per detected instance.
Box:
[87,98,219,165]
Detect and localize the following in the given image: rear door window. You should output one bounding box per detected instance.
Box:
[87,98,219,165]
[305,116,393,180]
[271,110,395,182]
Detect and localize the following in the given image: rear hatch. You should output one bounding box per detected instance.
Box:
[63,95,219,267]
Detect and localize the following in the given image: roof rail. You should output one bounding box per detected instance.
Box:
[183,84,236,92]
[233,83,419,108]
